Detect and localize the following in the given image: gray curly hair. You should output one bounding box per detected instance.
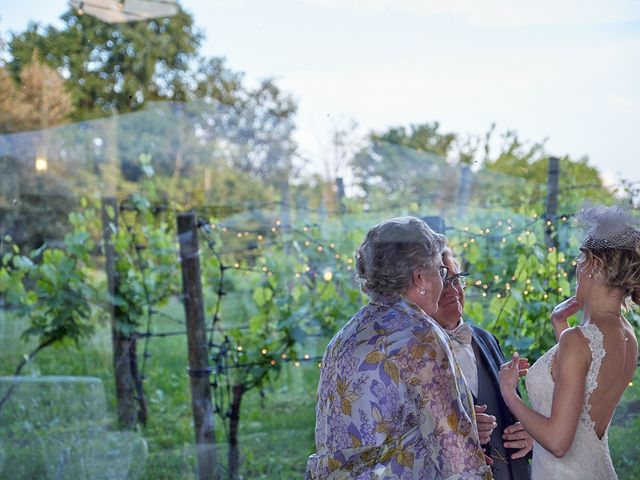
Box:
[355,216,446,297]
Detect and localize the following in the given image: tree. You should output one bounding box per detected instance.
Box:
[7,9,298,192]
[350,123,614,215]
[8,8,202,119]
[0,51,73,134]
[483,130,613,212]
[350,122,460,211]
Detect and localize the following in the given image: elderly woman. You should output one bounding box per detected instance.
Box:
[306,217,492,480]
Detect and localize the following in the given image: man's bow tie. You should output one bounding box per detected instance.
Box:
[447,322,472,345]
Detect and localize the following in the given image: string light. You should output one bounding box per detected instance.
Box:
[304,354,310,360]
[294,361,301,367]
[261,348,267,355]
[237,346,243,352]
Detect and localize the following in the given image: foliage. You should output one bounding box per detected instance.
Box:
[351,123,458,209]
[8,8,202,118]
[350,123,615,214]
[6,9,298,186]
[0,204,104,389]
[451,213,573,359]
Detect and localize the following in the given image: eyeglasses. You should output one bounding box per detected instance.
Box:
[438,265,449,281]
[443,271,468,289]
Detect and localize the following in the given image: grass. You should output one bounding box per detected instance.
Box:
[1,306,639,479]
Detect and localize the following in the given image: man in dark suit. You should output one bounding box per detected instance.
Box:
[434,248,532,480]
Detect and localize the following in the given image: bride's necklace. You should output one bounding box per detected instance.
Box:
[587,310,629,341]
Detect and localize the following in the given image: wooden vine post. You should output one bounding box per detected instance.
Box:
[177,212,218,480]
[101,196,138,428]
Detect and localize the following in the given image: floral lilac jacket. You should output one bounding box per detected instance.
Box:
[306,295,492,480]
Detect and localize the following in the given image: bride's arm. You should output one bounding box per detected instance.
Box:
[551,296,581,341]
[499,328,591,458]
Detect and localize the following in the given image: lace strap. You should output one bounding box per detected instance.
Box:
[579,324,606,403]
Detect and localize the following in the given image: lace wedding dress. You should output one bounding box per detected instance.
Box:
[525,324,618,480]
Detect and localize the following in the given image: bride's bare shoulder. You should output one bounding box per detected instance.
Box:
[557,327,591,363]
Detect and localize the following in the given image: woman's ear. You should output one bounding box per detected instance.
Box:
[411,268,423,287]
[586,253,605,278]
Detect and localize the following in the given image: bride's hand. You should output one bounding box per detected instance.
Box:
[551,296,580,326]
[499,352,526,397]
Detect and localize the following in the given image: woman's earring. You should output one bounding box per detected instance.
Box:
[588,272,593,279]
[418,286,426,296]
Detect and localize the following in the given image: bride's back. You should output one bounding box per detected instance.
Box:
[586,316,638,439]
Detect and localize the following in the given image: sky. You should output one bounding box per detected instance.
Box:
[2,0,640,183]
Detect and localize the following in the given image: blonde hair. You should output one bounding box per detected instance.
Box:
[579,244,640,307]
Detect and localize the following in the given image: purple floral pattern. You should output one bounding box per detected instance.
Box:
[306,296,492,479]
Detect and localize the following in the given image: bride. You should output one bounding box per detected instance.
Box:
[498,205,639,480]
